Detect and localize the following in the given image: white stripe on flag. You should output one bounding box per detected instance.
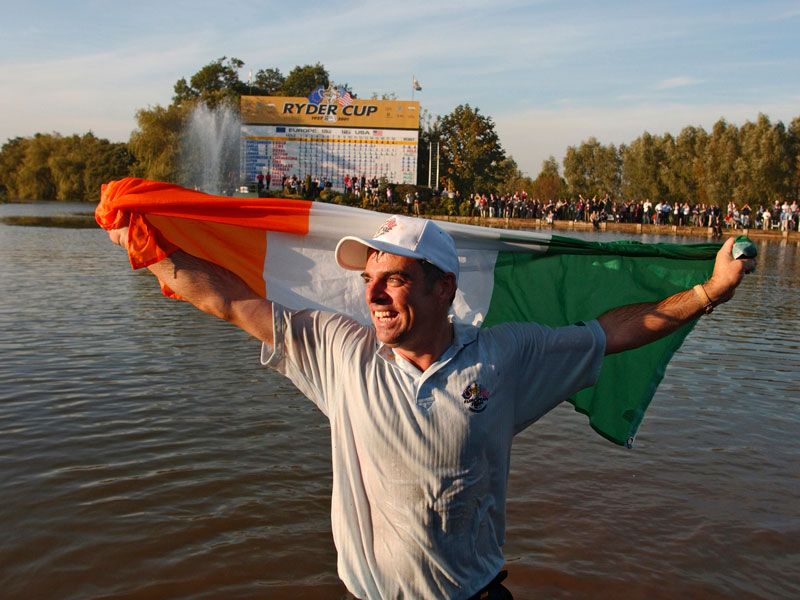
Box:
[263,204,501,325]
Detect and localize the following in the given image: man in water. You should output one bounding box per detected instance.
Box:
[110,215,752,599]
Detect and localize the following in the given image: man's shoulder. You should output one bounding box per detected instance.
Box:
[467,320,550,351]
[475,319,604,349]
[279,304,373,341]
[269,305,379,371]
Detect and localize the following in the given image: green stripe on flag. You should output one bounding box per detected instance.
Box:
[482,237,719,446]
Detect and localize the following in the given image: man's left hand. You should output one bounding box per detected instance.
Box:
[705,237,756,305]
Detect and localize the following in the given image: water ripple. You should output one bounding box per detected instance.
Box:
[1,213,798,598]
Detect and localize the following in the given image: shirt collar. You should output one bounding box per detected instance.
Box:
[375,317,478,367]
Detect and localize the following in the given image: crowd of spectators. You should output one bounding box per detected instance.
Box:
[260,172,391,203]
[255,172,800,233]
[455,192,800,232]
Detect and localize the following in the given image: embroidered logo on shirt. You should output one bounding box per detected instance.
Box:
[374,216,398,238]
[462,382,490,413]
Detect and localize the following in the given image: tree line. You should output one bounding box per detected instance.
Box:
[0,133,132,202]
[562,115,800,208]
[1,56,798,205]
[0,57,337,201]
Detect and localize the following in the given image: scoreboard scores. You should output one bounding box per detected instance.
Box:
[240,126,418,188]
[240,95,420,191]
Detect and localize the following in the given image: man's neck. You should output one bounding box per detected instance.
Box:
[394,322,454,372]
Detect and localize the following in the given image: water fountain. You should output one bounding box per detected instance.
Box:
[178,102,242,195]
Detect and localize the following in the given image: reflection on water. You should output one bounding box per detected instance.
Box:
[1,204,798,599]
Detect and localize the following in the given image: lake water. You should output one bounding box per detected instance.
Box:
[1,203,798,599]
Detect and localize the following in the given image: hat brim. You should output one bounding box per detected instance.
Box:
[335,236,425,271]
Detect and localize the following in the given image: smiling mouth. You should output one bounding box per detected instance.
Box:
[373,310,397,322]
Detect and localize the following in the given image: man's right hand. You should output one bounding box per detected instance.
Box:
[108,227,129,250]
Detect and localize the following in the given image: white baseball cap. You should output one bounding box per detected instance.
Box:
[335,215,459,279]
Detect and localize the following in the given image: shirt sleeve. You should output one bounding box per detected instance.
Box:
[488,319,606,433]
[260,303,370,416]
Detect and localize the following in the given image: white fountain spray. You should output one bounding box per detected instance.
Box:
[179,102,242,195]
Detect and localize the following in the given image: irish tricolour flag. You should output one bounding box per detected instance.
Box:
[97,178,719,447]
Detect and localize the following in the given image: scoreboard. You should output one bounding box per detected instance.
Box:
[240,125,418,188]
[240,95,420,190]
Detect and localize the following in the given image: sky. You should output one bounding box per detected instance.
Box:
[1,0,798,177]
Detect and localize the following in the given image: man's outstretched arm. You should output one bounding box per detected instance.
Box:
[599,237,754,355]
[109,228,274,345]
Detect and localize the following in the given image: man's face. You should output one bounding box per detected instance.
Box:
[361,251,447,352]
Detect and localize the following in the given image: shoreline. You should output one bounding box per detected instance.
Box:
[432,215,800,242]
[2,202,797,243]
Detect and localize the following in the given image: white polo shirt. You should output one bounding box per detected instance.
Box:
[262,305,605,599]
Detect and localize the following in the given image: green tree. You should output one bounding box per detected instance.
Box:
[0,132,132,202]
[81,135,134,199]
[621,132,669,200]
[129,103,191,181]
[438,104,506,195]
[564,137,621,198]
[789,116,800,200]
[660,126,709,204]
[0,137,28,200]
[48,134,86,200]
[531,156,567,201]
[733,114,791,205]
[280,63,330,97]
[0,133,132,201]
[13,134,59,200]
[173,56,247,107]
[702,119,740,207]
[253,67,285,95]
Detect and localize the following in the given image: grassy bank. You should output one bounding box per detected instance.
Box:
[0,214,98,228]
[3,209,796,242]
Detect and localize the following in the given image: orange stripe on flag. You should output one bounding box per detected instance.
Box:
[148,215,268,298]
[96,178,311,299]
